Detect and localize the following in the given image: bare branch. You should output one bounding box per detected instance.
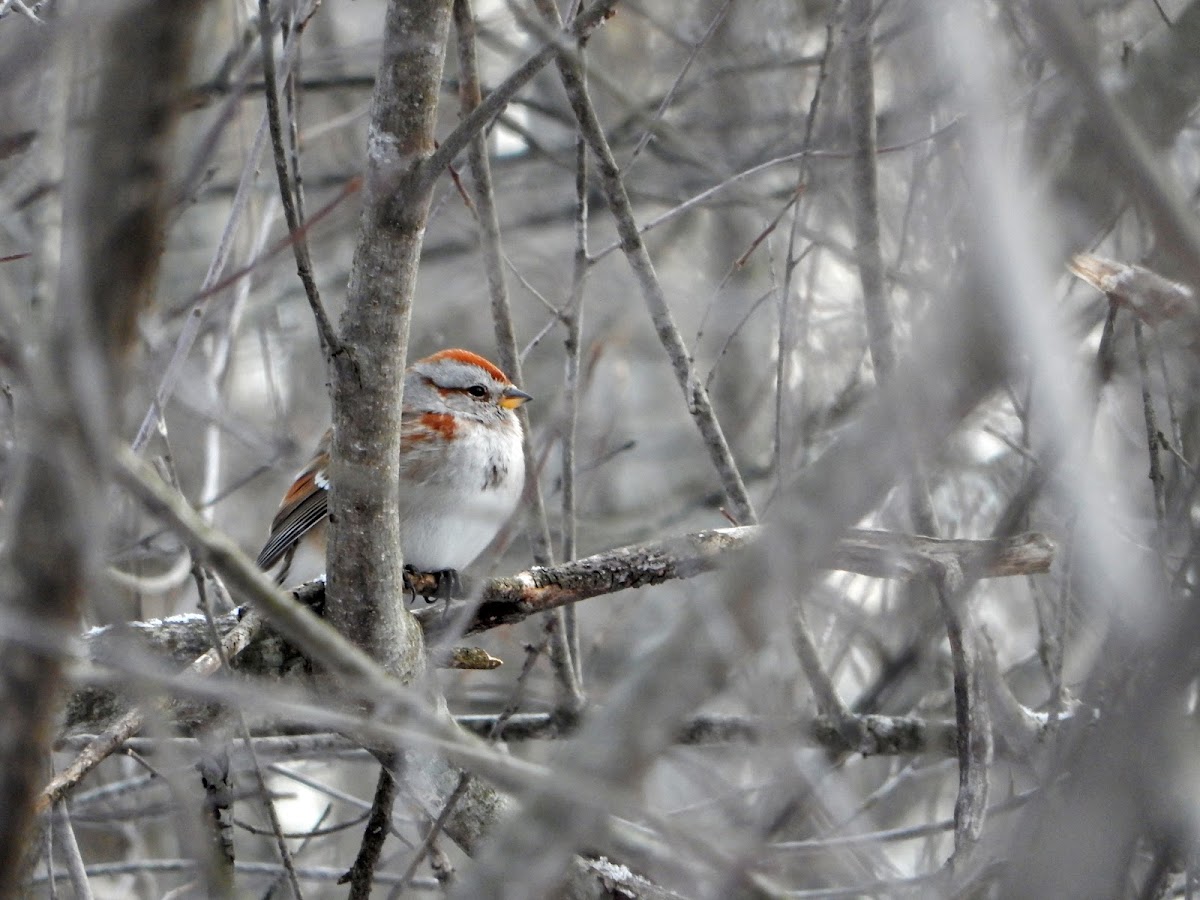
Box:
[258,0,339,357]
[39,609,265,814]
[325,0,452,677]
[421,0,621,186]
[428,527,1053,637]
[532,0,758,527]
[0,1,203,894]
[846,0,895,379]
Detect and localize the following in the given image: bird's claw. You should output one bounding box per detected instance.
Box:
[403,566,460,603]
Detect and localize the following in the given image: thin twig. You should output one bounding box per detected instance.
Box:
[1133,321,1167,527]
[534,0,757,526]
[846,0,895,380]
[282,13,309,225]
[262,805,333,900]
[588,117,963,266]
[562,75,589,687]
[421,0,620,190]
[51,804,92,900]
[130,12,318,454]
[258,0,339,359]
[38,608,265,813]
[195,569,305,900]
[624,0,732,170]
[776,9,836,495]
[341,763,397,898]
[454,0,581,705]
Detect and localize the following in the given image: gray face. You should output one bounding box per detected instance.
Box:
[406,359,519,425]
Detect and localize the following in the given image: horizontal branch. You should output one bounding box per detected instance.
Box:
[421,526,1054,638]
[455,711,966,756]
[61,526,1052,737]
[61,703,1056,763]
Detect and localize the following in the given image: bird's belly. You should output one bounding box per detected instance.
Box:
[399,480,520,572]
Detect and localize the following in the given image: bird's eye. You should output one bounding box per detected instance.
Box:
[466,384,488,398]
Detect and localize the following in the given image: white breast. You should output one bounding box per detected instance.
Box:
[397,421,525,572]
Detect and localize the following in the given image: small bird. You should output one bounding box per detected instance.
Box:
[257,348,530,592]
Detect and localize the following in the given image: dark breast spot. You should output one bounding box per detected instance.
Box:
[483,461,508,490]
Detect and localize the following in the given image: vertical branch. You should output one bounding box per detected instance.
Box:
[846,0,894,380]
[777,12,837,490]
[0,2,202,896]
[453,0,582,705]
[342,763,397,898]
[847,0,988,865]
[457,17,553,571]
[1133,322,1167,527]
[50,804,91,900]
[936,577,992,860]
[562,95,590,687]
[259,0,338,357]
[325,0,453,673]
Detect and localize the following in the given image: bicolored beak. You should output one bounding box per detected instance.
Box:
[500,385,532,409]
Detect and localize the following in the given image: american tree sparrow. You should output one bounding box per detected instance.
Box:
[256,348,530,592]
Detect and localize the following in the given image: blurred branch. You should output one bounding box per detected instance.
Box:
[0,1,203,895]
[1117,1,1200,146]
[58,527,1053,739]
[110,445,452,725]
[50,804,92,900]
[449,564,745,894]
[39,607,265,814]
[1036,1,1200,277]
[131,33,280,454]
[846,0,895,380]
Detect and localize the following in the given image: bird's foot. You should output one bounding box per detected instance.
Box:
[403,566,461,603]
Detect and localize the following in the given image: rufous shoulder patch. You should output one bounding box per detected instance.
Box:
[425,348,509,383]
[414,411,457,441]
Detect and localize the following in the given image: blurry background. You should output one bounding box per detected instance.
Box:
[2,0,1199,896]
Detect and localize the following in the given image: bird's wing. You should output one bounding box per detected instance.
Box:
[256,431,331,570]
